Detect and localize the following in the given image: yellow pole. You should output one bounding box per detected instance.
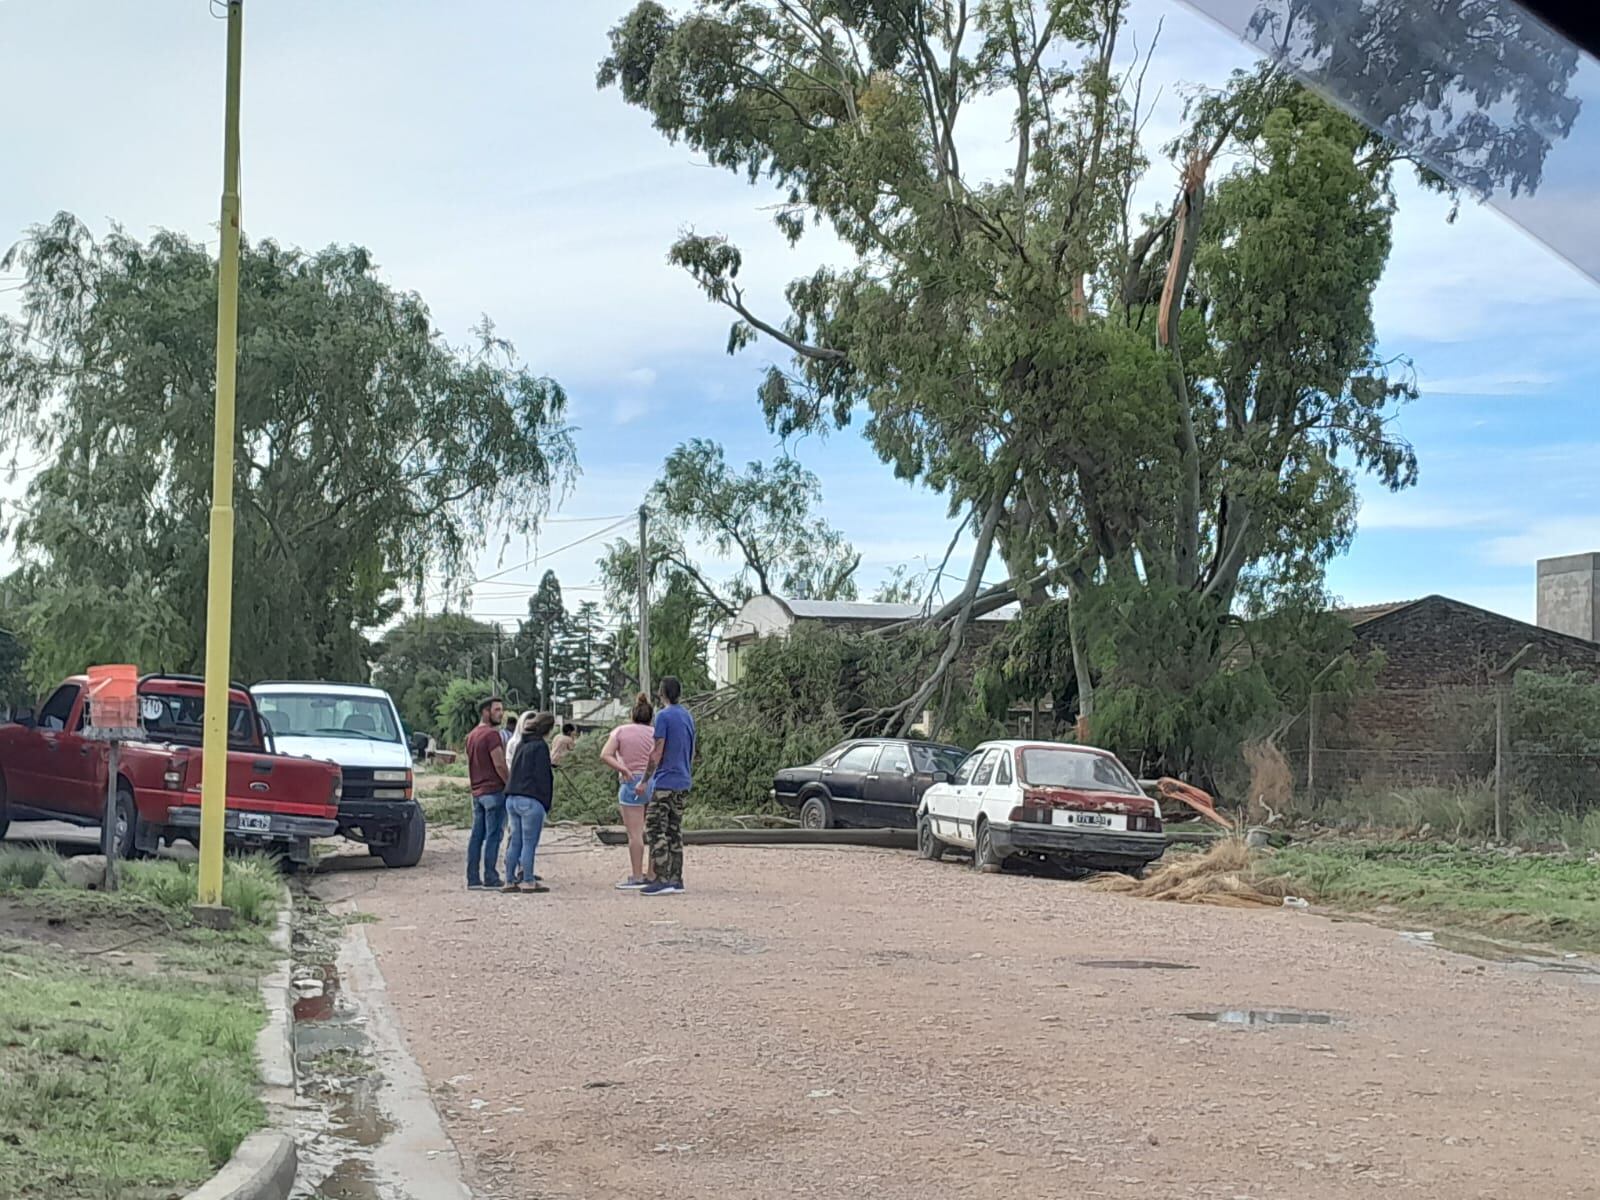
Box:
[196,0,244,915]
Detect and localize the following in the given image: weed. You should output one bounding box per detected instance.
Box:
[0,847,67,890]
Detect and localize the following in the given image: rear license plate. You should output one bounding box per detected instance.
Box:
[237,813,271,833]
[1051,810,1122,829]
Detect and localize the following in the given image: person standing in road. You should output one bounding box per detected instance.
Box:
[551,722,577,766]
[635,676,695,896]
[600,693,656,890]
[465,696,508,890]
[503,711,554,893]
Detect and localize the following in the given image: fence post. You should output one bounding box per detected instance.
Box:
[1306,691,1320,806]
[1493,682,1510,841]
[1490,643,1534,844]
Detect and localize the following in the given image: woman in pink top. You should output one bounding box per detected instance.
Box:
[600,693,656,890]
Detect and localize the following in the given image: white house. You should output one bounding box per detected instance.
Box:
[713,594,1017,687]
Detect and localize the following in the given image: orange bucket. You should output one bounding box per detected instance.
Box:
[86,664,140,731]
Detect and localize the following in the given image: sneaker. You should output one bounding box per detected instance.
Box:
[466,881,484,890]
[484,878,504,890]
[526,882,550,894]
[500,882,522,894]
[614,877,648,891]
[640,880,684,896]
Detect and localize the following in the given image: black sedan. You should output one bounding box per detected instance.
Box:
[772,739,969,829]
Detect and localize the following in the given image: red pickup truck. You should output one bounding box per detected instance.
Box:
[0,673,342,866]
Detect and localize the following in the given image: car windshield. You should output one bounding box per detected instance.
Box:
[256,693,401,743]
[913,744,968,775]
[1018,748,1141,795]
[138,692,256,748]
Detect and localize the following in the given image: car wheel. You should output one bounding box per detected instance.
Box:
[799,794,832,830]
[110,784,137,859]
[380,812,427,868]
[0,773,10,841]
[916,813,946,861]
[1119,863,1146,881]
[972,819,1003,874]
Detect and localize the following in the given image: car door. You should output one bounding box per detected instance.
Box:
[821,742,881,826]
[956,748,999,842]
[861,741,916,827]
[934,749,985,846]
[24,684,101,817]
[987,746,1017,821]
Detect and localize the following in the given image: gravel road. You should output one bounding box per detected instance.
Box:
[334,827,1600,1199]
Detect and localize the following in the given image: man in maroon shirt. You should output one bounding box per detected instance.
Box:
[464,696,508,889]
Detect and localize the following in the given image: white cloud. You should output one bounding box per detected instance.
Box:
[610,394,653,427]
[1481,517,1600,568]
[1357,493,1506,532]
[1416,369,1559,397]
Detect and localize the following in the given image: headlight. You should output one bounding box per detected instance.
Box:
[373,769,411,783]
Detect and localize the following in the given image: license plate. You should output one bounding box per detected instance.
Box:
[237,813,272,833]
[1051,810,1123,830]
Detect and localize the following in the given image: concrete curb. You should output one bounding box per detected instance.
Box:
[183,883,299,1200]
[255,886,296,1092]
[183,1131,297,1200]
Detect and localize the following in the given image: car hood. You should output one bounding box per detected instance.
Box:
[269,735,410,770]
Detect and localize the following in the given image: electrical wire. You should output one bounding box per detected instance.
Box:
[472,515,634,586]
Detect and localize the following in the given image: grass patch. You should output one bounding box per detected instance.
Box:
[1292,783,1600,854]
[419,782,472,829]
[1262,840,1600,951]
[0,945,265,1199]
[0,848,283,930]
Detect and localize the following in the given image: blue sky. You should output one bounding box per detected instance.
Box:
[1,0,1597,630]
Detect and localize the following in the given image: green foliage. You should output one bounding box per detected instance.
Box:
[611,571,716,695]
[119,854,282,926]
[373,612,501,737]
[557,601,618,699]
[1503,672,1600,815]
[513,570,568,708]
[598,3,1447,774]
[0,214,575,688]
[435,677,497,747]
[598,439,860,680]
[0,847,65,890]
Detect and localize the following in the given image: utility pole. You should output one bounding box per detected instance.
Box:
[637,505,651,700]
[196,0,245,922]
[491,625,501,698]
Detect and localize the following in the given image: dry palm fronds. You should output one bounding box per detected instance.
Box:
[1090,840,1299,908]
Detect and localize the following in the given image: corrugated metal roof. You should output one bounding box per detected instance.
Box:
[782,598,1018,622]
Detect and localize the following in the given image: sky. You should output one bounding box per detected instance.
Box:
[1,0,1597,635]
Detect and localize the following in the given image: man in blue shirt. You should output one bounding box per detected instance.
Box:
[635,675,695,896]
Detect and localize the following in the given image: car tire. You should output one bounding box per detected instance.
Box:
[379,812,427,868]
[798,794,832,830]
[110,784,137,860]
[972,819,1004,874]
[0,773,10,842]
[916,813,946,861]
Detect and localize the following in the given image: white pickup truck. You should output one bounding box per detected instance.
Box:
[251,681,425,868]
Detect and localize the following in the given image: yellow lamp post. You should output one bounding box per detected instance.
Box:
[195,0,244,918]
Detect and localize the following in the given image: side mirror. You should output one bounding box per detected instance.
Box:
[899,765,913,777]
[932,771,950,783]
[15,707,35,729]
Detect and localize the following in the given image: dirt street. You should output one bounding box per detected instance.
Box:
[333,828,1600,1199]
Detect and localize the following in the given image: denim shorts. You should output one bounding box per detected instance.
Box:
[618,774,655,807]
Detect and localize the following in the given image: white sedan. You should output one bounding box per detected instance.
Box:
[917,740,1166,875]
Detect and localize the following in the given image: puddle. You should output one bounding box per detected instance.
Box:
[291,951,395,1199]
[1081,959,1196,971]
[1399,931,1600,976]
[1180,1009,1335,1027]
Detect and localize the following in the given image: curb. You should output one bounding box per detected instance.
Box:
[183,883,299,1200]
[255,886,296,1092]
[182,1131,297,1200]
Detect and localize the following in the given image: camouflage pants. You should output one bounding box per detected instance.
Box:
[646,789,687,884]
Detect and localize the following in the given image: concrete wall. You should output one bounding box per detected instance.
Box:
[1537,553,1600,644]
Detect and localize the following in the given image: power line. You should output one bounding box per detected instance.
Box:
[472,514,634,586]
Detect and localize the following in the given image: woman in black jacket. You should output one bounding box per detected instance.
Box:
[503,711,555,893]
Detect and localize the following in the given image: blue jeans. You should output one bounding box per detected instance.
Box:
[467,791,505,886]
[504,795,547,884]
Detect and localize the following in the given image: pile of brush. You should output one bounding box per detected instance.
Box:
[1090,840,1300,908]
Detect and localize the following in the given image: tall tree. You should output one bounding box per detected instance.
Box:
[596,1,1520,757]
[514,571,568,710]
[600,439,860,624]
[0,215,577,687]
[557,600,615,699]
